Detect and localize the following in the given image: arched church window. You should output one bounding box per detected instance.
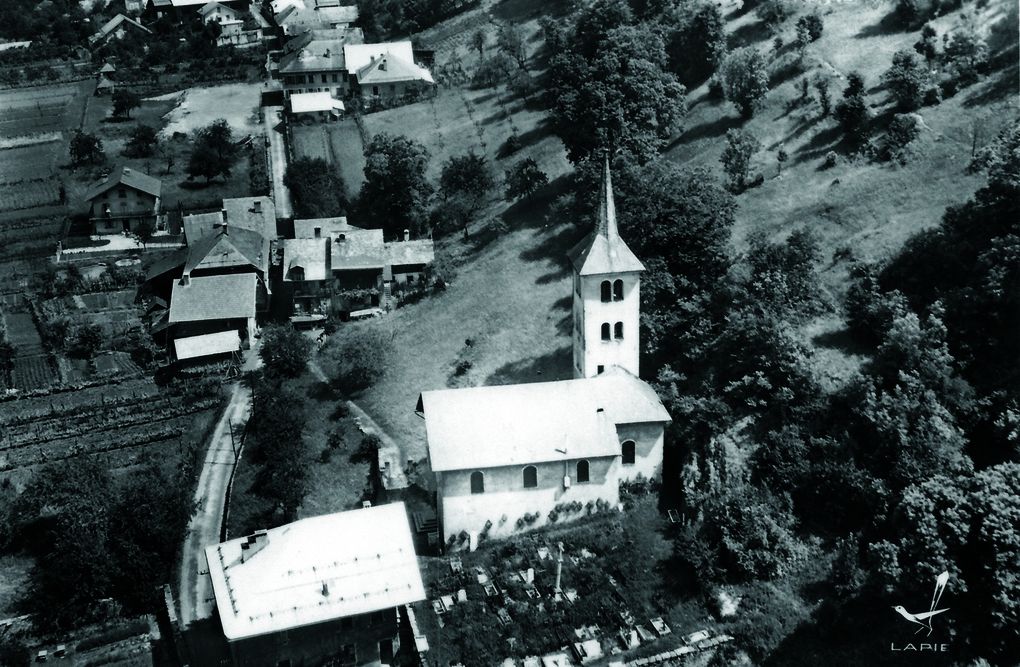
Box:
[614,322,624,339]
[576,460,590,483]
[470,471,484,494]
[622,440,636,465]
[600,280,612,302]
[601,323,611,341]
[613,279,624,301]
[523,465,538,488]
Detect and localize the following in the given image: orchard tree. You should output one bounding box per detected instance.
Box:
[883,50,928,111]
[719,48,769,118]
[323,326,393,392]
[186,118,238,183]
[111,88,141,118]
[471,27,486,59]
[259,323,313,378]
[834,72,871,148]
[124,124,158,158]
[504,158,548,202]
[496,23,527,70]
[69,130,105,165]
[439,152,495,234]
[720,128,760,192]
[355,133,433,239]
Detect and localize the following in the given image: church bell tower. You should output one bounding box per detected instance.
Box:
[567,160,645,379]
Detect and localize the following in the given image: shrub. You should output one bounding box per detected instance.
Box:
[795,14,823,42]
[719,48,770,118]
[883,50,928,111]
[323,327,391,393]
[881,113,922,162]
[823,150,838,168]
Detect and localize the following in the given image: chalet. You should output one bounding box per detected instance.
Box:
[205,503,426,667]
[215,19,264,47]
[85,167,162,234]
[418,161,668,549]
[89,14,152,47]
[197,0,241,23]
[343,42,435,101]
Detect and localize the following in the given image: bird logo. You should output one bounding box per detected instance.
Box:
[892,571,950,636]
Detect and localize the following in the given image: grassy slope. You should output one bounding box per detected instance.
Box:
[328,0,1016,452]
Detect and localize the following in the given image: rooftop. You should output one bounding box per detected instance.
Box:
[169,273,256,323]
[354,51,434,85]
[184,226,269,275]
[385,238,434,267]
[289,91,345,114]
[205,503,425,641]
[343,41,414,74]
[294,216,360,238]
[282,238,329,281]
[91,14,151,43]
[222,196,277,240]
[419,367,670,472]
[330,228,385,270]
[174,330,241,360]
[279,29,361,74]
[85,167,162,202]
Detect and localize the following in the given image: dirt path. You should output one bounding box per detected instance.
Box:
[307,359,408,490]
[178,382,251,627]
[263,106,293,219]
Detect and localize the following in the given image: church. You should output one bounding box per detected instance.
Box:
[417,161,671,549]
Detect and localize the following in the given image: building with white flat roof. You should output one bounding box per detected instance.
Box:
[206,502,425,665]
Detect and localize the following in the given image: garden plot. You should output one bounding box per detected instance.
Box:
[159,82,264,138]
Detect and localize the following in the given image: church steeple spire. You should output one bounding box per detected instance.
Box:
[596,157,618,241]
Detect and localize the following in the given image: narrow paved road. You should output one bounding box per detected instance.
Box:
[308,360,408,489]
[178,382,252,626]
[263,105,293,219]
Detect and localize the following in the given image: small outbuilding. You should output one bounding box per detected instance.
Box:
[287,91,345,121]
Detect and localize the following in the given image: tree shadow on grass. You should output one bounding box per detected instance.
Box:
[485,344,572,385]
[855,11,910,39]
[794,124,843,164]
[672,114,744,146]
[728,19,772,50]
[962,61,1020,108]
[811,325,872,358]
[519,224,580,265]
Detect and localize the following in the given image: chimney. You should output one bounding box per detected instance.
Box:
[221,208,228,223]
[403,228,409,241]
[240,530,269,563]
[323,48,330,58]
[321,581,330,597]
[179,274,190,286]
[253,200,262,213]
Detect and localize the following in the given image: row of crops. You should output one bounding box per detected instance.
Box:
[0,378,224,471]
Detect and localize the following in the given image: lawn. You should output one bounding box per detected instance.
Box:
[291,119,367,198]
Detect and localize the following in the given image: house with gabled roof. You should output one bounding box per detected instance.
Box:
[275,0,358,35]
[205,502,425,667]
[145,0,245,21]
[277,27,363,99]
[89,13,152,47]
[85,166,162,234]
[417,161,669,549]
[343,41,435,101]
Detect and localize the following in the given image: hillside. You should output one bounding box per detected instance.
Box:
[327,0,1017,463]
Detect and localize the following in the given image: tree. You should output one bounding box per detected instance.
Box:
[503,158,548,202]
[111,88,141,118]
[663,0,726,86]
[134,218,155,248]
[745,229,823,319]
[913,23,938,63]
[284,157,348,219]
[69,130,104,166]
[942,28,989,87]
[259,323,313,378]
[439,152,495,234]
[834,72,871,148]
[547,20,686,165]
[186,118,238,183]
[470,27,486,59]
[720,129,760,192]
[124,124,158,158]
[355,133,433,240]
[883,50,928,111]
[17,454,116,630]
[322,326,392,392]
[795,14,823,42]
[756,0,791,31]
[813,76,831,116]
[496,23,527,70]
[719,48,769,118]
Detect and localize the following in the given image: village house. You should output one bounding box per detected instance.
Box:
[274,0,359,35]
[343,42,435,101]
[85,166,162,234]
[168,273,257,362]
[145,0,246,21]
[89,13,153,47]
[279,221,433,319]
[205,502,426,667]
[198,2,265,47]
[197,0,242,23]
[182,196,277,243]
[418,162,668,549]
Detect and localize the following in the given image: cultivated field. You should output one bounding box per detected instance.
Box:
[291,119,367,198]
